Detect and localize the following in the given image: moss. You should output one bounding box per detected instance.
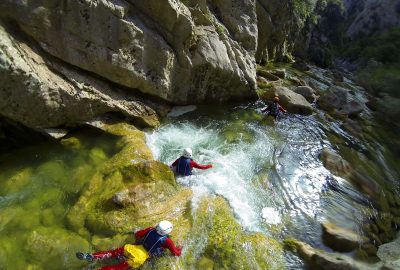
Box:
[183,196,285,269]
[215,23,225,35]
[0,167,32,195]
[25,227,90,270]
[283,238,300,252]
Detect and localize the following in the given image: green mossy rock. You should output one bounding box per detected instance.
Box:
[60,136,81,150]
[0,168,32,195]
[222,122,254,144]
[91,234,129,251]
[67,123,192,237]
[185,196,284,269]
[25,227,90,270]
[36,160,68,184]
[89,147,107,165]
[0,236,28,269]
[196,256,215,270]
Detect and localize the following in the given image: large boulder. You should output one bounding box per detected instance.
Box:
[294,86,317,103]
[318,86,365,118]
[66,122,192,240]
[259,86,313,115]
[0,24,159,129]
[0,0,257,105]
[322,222,368,252]
[377,234,400,270]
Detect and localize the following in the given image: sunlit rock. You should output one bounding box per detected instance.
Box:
[259,86,313,115]
[322,222,368,252]
[294,86,317,103]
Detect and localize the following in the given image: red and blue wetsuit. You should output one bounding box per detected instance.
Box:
[261,102,286,119]
[171,156,212,176]
[91,227,181,270]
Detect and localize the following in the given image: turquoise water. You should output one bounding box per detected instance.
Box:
[0,103,398,269]
[146,102,400,268]
[0,127,120,270]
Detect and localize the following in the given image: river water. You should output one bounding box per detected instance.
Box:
[146,102,399,268]
[0,101,398,269]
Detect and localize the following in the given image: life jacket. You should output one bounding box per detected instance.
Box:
[176,156,192,176]
[269,102,280,116]
[141,229,168,257]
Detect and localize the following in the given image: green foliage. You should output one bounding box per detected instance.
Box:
[358,64,400,98]
[215,23,225,35]
[343,27,400,64]
[291,0,319,27]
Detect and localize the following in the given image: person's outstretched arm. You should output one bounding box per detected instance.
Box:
[190,160,213,170]
[279,105,287,113]
[161,238,182,256]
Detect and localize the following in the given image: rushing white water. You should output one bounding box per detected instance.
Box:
[146,103,371,239]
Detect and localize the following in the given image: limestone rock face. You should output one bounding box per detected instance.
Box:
[0,24,159,129]
[345,0,400,38]
[0,0,258,105]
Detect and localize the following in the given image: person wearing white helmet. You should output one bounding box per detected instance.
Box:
[76,220,181,270]
[170,147,213,176]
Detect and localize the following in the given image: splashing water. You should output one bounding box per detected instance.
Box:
[146,103,373,245]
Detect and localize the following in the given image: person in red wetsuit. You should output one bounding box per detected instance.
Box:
[170,148,213,176]
[261,96,287,119]
[76,220,181,270]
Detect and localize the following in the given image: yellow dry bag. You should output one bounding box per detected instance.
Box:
[123,244,150,268]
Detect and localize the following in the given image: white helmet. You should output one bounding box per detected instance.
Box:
[156,220,173,236]
[182,148,193,158]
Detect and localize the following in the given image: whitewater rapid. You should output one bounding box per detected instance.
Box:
[145,104,369,237]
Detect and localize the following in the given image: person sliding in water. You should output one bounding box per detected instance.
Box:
[170,148,213,176]
[76,220,181,270]
[261,96,287,120]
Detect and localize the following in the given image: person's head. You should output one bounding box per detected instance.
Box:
[156,220,173,236]
[273,96,279,103]
[182,148,193,158]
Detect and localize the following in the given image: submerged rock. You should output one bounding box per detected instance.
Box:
[285,239,380,270]
[320,148,352,177]
[322,222,368,252]
[25,227,90,270]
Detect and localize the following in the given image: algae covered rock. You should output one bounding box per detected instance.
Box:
[184,196,285,270]
[67,122,192,236]
[25,227,90,270]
